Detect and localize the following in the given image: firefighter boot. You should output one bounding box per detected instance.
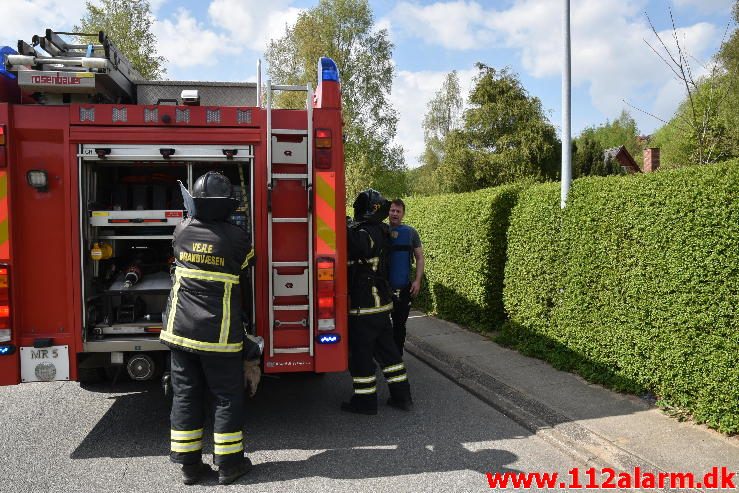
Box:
[340,395,378,415]
[181,461,214,485]
[387,386,413,411]
[218,457,253,485]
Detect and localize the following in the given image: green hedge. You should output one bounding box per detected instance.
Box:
[501,159,739,433]
[403,185,520,330]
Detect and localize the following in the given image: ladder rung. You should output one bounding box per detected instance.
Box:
[275,319,307,327]
[272,128,308,135]
[273,173,308,180]
[273,261,308,267]
[273,217,308,223]
[273,347,311,354]
[273,305,309,311]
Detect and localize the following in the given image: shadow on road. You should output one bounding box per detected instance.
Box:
[71,358,525,483]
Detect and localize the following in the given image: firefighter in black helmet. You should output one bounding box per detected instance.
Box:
[160,171,254,485]
[342,189,413,415]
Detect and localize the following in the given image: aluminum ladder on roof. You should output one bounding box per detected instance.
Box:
[5,28,141,102]
[266,80,314,358]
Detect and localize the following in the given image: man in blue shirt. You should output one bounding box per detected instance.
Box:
[387,199,425,355]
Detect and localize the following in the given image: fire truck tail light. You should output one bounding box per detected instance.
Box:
[316,257,336,331]
[315,128,332,148]
[0,266,11,341]
[315,129,332,168]
[317,260,334,280]
[0,125,5,146]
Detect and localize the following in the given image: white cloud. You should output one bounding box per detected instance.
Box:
[154,9,239,69]
[390,68,476,167]
[389,1,491,50]
[0,0,88,48]
[388,0,722,137]
[207,0,302,52]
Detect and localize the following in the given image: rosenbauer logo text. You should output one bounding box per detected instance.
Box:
[30,75,82,85]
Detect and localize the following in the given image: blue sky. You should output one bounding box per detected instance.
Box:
[3,0,735,167]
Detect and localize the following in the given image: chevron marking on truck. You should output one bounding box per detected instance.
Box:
[0,171,8,259]
[315,172,336,253]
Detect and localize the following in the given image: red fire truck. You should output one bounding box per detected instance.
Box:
[0,29,348,386]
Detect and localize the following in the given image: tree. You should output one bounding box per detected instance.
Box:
[75,0,166,80]
[650,79,736,167]
[411,71,463,196]
[633,8,736,166]
[422,71,463,144]
[718,1,739,72]
[265,0,406,200]
[435,64,559,192]
[574,110,640,176]
[572,134,603,178]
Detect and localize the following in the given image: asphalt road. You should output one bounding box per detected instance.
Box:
[0,354,590,492]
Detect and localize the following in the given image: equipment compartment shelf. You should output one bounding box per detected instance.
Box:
[98,235,173,240]
[107,270,173,293]
[93,322,163,337]
[90,209,185,227]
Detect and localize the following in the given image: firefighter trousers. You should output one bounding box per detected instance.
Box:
[350,312,411,411]
[391,286,412,355]
[169,348,245,467]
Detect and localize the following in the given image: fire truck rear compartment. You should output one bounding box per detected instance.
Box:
[78,148,253,380]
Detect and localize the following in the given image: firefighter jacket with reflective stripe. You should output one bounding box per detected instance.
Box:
[161,217,252,355]
[347,221,393,315]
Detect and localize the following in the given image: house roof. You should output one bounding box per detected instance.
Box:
[604,145,640,173]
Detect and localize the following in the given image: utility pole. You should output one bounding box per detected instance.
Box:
[561,0,572,208]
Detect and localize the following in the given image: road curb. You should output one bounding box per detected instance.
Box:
[405,334,698,493]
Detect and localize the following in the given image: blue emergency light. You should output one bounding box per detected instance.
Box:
[0,47,18,80]
[0,345,16,355]
[319,57,339,82]
[317,333,341,344]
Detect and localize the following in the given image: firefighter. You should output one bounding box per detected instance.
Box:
[342,189,413,415]
[160,171,254,485]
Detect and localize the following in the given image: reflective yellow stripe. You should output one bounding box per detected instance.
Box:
[214,442,244,455]
[354,386,376,394]
[241,248,254,269]
[214,431,243,443]
[164,276,182,334]
[171,440,202,453]
[347,257,380,270]
[219,282,232,344]
[161,268,241,352]
[160,330,244,353]
[383,363,405,373]
[371,286,381,307]
[349,302,393,316]
[353,375,376,384]
[177,266,239,283]
[171,429,203,440]
[387,374,408,383]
